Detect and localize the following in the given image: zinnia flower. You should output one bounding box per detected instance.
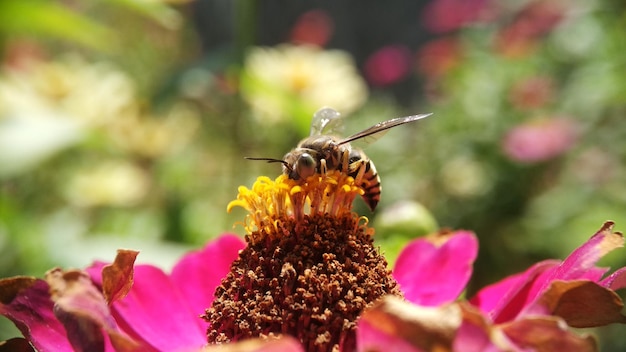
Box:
[0,170,477,351]
[206,171,476,351]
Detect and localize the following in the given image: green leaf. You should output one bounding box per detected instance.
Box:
[0,0,115,52]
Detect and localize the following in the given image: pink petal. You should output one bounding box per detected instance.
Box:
[470,260,559,322]
[0,277,72,352]
[109,265,206,351]
[357,318,423,352]
[393,231,478,306]
[601,267,626,290]
[453,319,500,352]
[83,235,245,351]
[170,234,245,318]
[546,221,622,284]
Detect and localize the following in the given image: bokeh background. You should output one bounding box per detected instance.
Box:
[1,0,625,348]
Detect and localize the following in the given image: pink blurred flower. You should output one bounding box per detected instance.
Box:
[415,37,462,80]
[502,117,579,163]
[289,10,334,47]
[422,0,493,34]
[363,44,412,87]
[495,0,566,57]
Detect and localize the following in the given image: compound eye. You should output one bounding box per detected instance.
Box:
[296,153,316,179]
[349,150,361,164]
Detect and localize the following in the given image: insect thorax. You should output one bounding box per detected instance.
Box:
[300,135,349,170]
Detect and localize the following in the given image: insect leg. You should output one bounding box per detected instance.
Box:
[341,149,350,173]
[320,159,328,175]
[353,160,366,184]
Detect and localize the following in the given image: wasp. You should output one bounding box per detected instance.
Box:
[248,107,432,211]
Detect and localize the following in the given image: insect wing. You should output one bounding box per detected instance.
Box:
[338,113,433,146]
[309,107,345,136]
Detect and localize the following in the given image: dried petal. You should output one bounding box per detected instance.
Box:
[357,296,461,352]
[101,249,138,304]
[501,316,597,352]
[0,337,35,352]
[532,280,626,328]
[202,335,304,352]
[45,268,138,352]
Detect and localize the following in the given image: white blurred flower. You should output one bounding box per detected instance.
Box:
[0,57,135,176]
[63,161,150,207]
[441,156,491,198]
[241,44,368,123]
[0,56,201,176]
[108,103,200,158]
[0,56,135,128]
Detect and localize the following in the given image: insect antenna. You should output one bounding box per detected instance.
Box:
[244,157,292,172]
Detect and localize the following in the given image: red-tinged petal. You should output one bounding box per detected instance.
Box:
[501,316,597,352]
[46,268,139,352]
[453,303,503,352]
[528,280,626,328]
[101,250,138,304]
[203,336,305,352]
[108,265,206,351]
[601,267,626,290]
[357,319,424,352]
[471,222,623,324]
[356,296,461,352]
[170,234,245,318]
[548,221,623,284]
[0,277,72,352]
[470,260,559,322]
[393,230,478,306]
[453,320,501,352]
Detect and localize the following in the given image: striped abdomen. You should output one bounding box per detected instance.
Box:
[348,157,381,211]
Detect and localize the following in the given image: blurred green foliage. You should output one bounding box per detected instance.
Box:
[0,0,625,348]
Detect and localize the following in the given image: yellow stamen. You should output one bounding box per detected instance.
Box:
[227,171,365,242]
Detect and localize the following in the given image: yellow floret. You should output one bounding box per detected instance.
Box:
[227,171,364,236]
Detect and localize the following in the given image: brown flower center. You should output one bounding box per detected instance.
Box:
[204,212,402,352]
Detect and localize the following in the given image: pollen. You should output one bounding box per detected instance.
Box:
[227,170,365,244]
